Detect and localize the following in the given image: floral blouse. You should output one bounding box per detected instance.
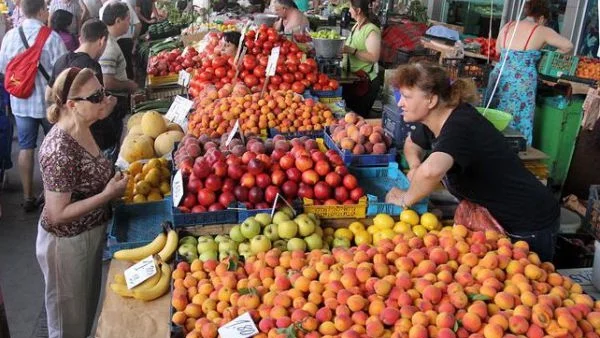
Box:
[39,127,113,237]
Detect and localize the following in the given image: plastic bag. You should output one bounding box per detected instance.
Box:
[454,200,506,234]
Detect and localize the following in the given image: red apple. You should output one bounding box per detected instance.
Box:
[295,155,313,172]
[334,165,348,176]
[271,149,287,162]
[219,191,236,207]
[248,186,264,204]
[222,178,235,192]
[256,154,272,168]
[264,185,281,203]
[204,148,224,166]
[286,168,302,182]
[187,174,203,193]
[281,181,298,199]
[271,170,286,186]
[350,187,364,202]
[234,186,249,202]
[334,186,349,203]
[310,150,327,163]
[255,202,270,209]
[324,172,342,187]
[314,181,332,200]
[193,158,211,179]
[197,189,216,207]
[179,157,193,176]
[182,192,197,208]
[240,173,256,188]
[325,149,338,159]
[242,151,257,164]
[324,199,338,205]
[301,169,319,185]
[178,206,191,213]
[305,139,318,150]
[204,174,222,192]
[256,173,272,189]
[226,154,243,166]
[343,174,358,190]
[247,158,265,175]
[279,154,295,170]
[297,184,314,199]
[208,202,225,211]
[330,154,344,166]
[191,205,206,213]
[314,160,331,177]
[212,160,228,177]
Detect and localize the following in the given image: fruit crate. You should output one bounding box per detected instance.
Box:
[237,200,304,222]
[106,199,173,257]
[310,87,343,99]
[169,195,238,228]
[553,233,595,269]
[379,44,440,69]
[349,162,428,216]
[537,50,579,78]
[459,62,492,89]
[323,127,396,167]
[268,128,324,139]
[381,104,416,147]
[147,74,179,87]
[146,85,187,100]
[302,196,367,219]
[585,185,600,241]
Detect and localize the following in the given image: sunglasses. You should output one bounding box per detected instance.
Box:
[70,89,106,104]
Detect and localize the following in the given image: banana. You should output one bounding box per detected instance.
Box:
[114,273,126,285]
[131,265,162,291]
[157,229,178,262]
[110,283,134,298]
[113,231,167,261]
[132,263,172,301]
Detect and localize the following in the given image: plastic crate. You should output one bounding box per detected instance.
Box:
[585,185,600,240]
[106,199,173,256]
[311,87,343,98]
[146,85,187,100]
[147,74,179,87]
[553,233,595,269]
[349,162,428,216]
[237,200,304,222]
[381,104,416,147]
[268,128,324,139]
[442,58,463,81]
[380,44,440,68]
[303,196,367,219]
[537,50,579,78]
[459,62,492,89]
[323,127,396,167]
[169,195,238,228]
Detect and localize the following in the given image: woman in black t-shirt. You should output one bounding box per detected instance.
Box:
[385,62,560,262]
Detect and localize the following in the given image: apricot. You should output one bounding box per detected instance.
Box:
[508,315,529,334]
[461,312,481,333]
[482,323,504,338]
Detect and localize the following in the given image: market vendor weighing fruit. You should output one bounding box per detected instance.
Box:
[385,62,560,262]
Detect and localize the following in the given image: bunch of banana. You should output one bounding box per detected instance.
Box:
[113,221,178,262]
[110,260,172,301]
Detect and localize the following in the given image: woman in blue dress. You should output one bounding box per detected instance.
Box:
[486,0,573,145]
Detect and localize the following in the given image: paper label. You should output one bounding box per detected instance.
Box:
[178,70,191,87]
[165,96,193,127]
[124,255,157,289]
[172,170,184,207]
[217,312,258,338]
[266,47,281,77]
[225,120,241,146]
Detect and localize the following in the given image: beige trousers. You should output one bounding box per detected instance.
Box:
[36,223,106,338]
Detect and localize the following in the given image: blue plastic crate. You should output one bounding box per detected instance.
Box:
[236,200,304,222]
[268,128,324,139]
[323,127,396,167]
[106,199,173,257]
[382,104,416,147]
[172,203,238,228]
[311,87,343,98]
[349,162,428,216]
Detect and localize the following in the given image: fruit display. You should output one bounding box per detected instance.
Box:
[170,219,600,338]
[464,37,499,60]
[310,29,342,39]
[147,46,203,77]
[576,57,600,81]
[138,38,183,60]
[113,222,179,262]
[188,90,335,137]
[120,110,184,163]
[123,158,172,203]
[182,22,237,35]
[329,112,394,155]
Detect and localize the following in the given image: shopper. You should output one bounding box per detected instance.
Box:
[272,0,309,35]
[99,0,140,79]
[48,0,82,35]
[0,0,67,212]
[135,0,155,35]
[10,0,25,27]
[80,0,101,20]
[386,62,560,262]
[37,67,126,338]
[218,31,241,57]
[486,0,573,145]
[341,0,381,117]
[50,9,79,50]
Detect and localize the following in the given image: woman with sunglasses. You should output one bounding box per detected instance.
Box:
[341,0,381,117]
[36,67,128,338]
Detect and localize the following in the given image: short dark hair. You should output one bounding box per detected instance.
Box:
[350,0,370,17]
[102,1,129,26]
[50,9,73,33]
[80,19,109,42]
[21,0,46,17]
[223,31,241,46]
[276,0,297,9]
[525,0,550,20]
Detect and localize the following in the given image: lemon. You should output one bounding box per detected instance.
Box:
[134,181,151,195]
[334,228,353,241]
[412,225,427,238]
[158,157,169,168]
[147,191,163,201]
[367,225,379,235]
[134,173,144,183]
[348,221,365,234]
[421,212,440,231]
[133,194,147,203]
[159,181,171,195]
[354,230,372,245]
[380,228,396,240]
[400,209,420,226]
[373,232,384,245]
[146,158,161,169]
[393,221,412,234]
[145,168,161,187]
[373,213,395,229]
[160,167,171,180]
[128,161,143,176]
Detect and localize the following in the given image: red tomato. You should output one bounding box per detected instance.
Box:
[263,41,273,51]
[298,63,311,74]
[313,83,322,91]
[282,73,295,84]
[214,67,227,78]
[306,73,317,84]
[258,55,269,67]
[246,30,256,39]
[294,72,304,81]
[253,66,266,78]
[287,55,299,65]
[213,56,226,68]
[318,74,329,85]
[270,75,282,85]
[276,65,287,74]
[251,47,261,55]
[289,44,299,53]
[280,46,290,55]
[268,83,279,91]
[291,81,305,94]
[199,72,213,81]
[287,63,298,72]
[244,74,259,87]
[328,79,339,90]
[306,58,317,69]
[243,55,257,70]
[279,82,291,91]
[245,40,255,49]
[227,69,235,78]
[301,79,311,87]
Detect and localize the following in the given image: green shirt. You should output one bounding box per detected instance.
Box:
[344,22,380,80]
[294,0,309,12]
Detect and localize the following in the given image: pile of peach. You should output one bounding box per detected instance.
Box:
[170,224,600,338]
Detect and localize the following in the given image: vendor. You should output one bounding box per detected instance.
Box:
[486,0,572,145]
[386,62,560,262]
[217,31,241,57]
[341,0,381,117]
[272,0,309,35]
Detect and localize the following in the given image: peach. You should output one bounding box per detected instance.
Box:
[461,312,481,333]
[422,285,442,304]
[587,312,600,329]
[460,253,479,267]
[557,311,578,333]
[318,321,338,335]
[437,328,457,338]
[526,323,545,338]
[412,311,430,326]
[449,291,469,309]
[436,312,455,329]
[374,279,393,297]
[380,307,401,326]
[524,264,543,280]
[507,315,529,334]
[531,306,552,329]
[333,314,353,332]
[494,292,515,310]
[545,319,569,337]
[487,313,508,330]
[482,323,504,338]
[315,306,333,322]
[408,324,428,338]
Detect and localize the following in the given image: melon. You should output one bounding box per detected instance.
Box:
[154,131,184,157]
[127,112,145,130]
[166,122,183,133]
[120,135,155,163]
[128,124,144,136]
[141,111,167,138]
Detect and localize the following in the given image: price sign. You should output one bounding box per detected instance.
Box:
[178,70,191,87]
[165,96,193,127]
[172,169,184,207]
[217,312,258,338]
[270,193,296,218]
[266,47,281,77]
[225,120,241,146]
[124,255,157,289]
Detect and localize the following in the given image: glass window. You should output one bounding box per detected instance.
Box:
[577,0,599,57]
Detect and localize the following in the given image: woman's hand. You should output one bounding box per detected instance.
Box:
[385,187,406,206]
[343,45,355,54]
[103,171,129,200]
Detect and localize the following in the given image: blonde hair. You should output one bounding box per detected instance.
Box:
[391,62,479,108]
[47,68,96,123]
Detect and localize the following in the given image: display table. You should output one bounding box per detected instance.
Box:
[557,267,600,300]
[95,260,171,338]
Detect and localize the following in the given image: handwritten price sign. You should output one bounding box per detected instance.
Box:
[217,312,258,338]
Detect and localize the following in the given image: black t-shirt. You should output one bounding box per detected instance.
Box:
[411,103,559,232]
[49,52,119,150]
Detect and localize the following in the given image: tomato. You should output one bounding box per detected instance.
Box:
[289,44,299,53]
[175,65,183,72]
[227,69,235,78]
[245,39,255,49]
[270,75,282,85]
[213,56,227,68]
[267,34,277,42]
[268,83,279,91]
[243,55,257,70]
[199,71,213,81]
[251,47,261,55]
[318,74,329,85]
[291,82,305,94]
[294,72,304,81]
[298,63,311,74]
[306,73,317,84]
[244,74,259,87]
[263,41,273,51]
[328,79,339,90]
[276,65,287,74]
[301,79,311,87]
[296,52,304,60]
[306,58,317,69]
[240,70,249,79]
[258,55,269,67]
[214,67,227,78]
[287,55,299,65]
[280,46,290,55]
[279,82,291,91]
[287,63,298,72]
[282,73,295,84]
[246,30,256,39]
[313,83,322,91]
[253,65,266,78]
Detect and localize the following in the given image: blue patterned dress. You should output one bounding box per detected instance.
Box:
[486,49,542,145]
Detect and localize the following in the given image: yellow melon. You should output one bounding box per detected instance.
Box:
[166,122,183,133]
[120,135,155,163]
[141,111,167,138]
[127,112,145,130]
[128,124,144,136]
[154,130,184,157]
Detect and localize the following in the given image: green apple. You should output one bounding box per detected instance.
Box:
[324,235,334,246]
[239,250,253,260]
[229,225,245,242]
[178,236,198,247]
[219,249,238,261]
[314,226,324,237]
[197,238,218,253]
[254,213,272,227]
[272,211,291,225]
[238,241,251,253]
[199,250,218,262]
[307,213,320,227]
[178,243,198,261]
[250,235,272,254]
[287,238,307,252]
[214,234,230,243]
[280,206,295,218]
[263,223,279,241]
[273,239,287,251]
[218,238,238,253]
[333,237,351,248]
[296,215,316,237]
[241,217,261,239]
[277,220,298,239]
[304,233,324,251]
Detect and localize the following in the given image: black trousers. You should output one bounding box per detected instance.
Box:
[342,73,383,118]
[506,217,560,263]
[117,38,134,80]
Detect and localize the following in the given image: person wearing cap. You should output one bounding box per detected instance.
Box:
[272,0,309,34]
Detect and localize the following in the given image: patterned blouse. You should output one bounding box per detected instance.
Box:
[39,127,113,237]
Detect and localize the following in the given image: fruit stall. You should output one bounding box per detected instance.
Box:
[92,9,600,338]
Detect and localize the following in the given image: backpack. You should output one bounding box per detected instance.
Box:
[4,26,52,99]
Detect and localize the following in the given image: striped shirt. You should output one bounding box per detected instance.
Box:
[49,0,82,34]
[0,19,67,118]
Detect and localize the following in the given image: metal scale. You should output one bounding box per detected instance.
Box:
[314,8,352,78]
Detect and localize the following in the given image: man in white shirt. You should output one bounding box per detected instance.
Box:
[0,0,67,211]
[99,0,139,79]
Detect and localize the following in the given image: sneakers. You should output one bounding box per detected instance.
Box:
[22,197,38,212]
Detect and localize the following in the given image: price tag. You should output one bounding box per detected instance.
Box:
[172,169,184,207]
[225,120,241,146]
[217,312,258,338]
[165,96,193,127]
[178,70,191,87]
[124,255,157,289]
[266,47,281,77]
[270,193,296,218]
